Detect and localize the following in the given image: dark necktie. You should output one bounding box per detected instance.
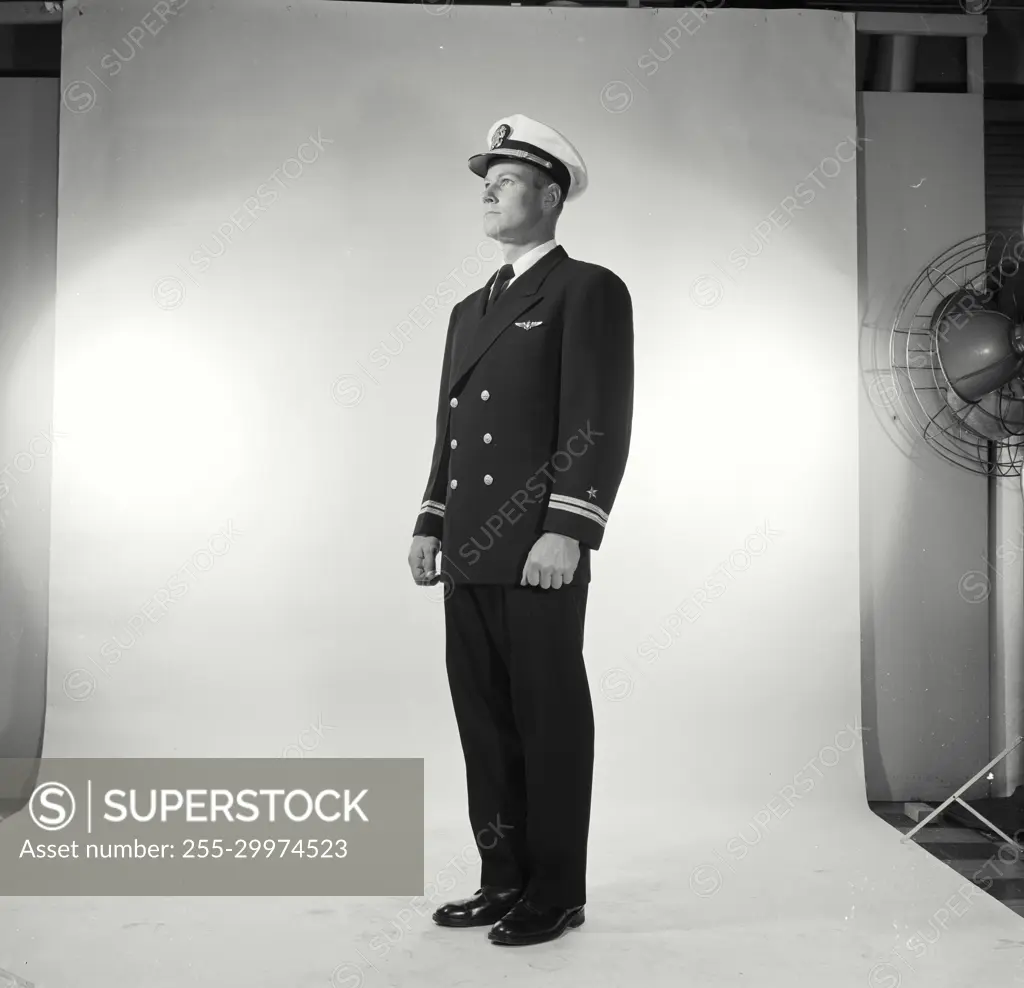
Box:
[486,263,515,311]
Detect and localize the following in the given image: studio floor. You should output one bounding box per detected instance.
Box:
[1,803,1022,988]
[871,800,1024,919]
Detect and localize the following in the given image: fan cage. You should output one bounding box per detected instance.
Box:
[888,232,1024,478]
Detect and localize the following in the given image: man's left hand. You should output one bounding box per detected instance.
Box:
[521,533,580,589]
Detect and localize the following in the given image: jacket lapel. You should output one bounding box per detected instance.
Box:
[449,245,567,395]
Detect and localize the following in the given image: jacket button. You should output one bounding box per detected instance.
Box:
[450,479,458,489]
[483,433,492,443]
[480,390,490,401]
[483,474,493,485]
[450,439,457,449]
[450,397,458,408]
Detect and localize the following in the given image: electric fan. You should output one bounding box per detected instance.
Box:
[888,232,1024,473]
[884,230,1024,840]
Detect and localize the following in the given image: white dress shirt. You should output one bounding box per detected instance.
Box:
[502,239,558,290]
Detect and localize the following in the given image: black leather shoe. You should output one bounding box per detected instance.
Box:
[487,898,585,945]
[432,886,523,927]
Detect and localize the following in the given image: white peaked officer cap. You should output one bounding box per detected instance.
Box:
[467,114,588,203]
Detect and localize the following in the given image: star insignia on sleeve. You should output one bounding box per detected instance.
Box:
[586,487,598,499]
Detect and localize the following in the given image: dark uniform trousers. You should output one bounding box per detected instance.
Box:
[444,581,592,908]
[413,245,634,911]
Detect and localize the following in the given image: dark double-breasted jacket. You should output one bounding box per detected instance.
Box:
[412,244,634,585]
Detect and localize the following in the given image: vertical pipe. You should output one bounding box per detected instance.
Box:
[966,35,984,95]
[990,447,1024,796]
[876,35,918,92]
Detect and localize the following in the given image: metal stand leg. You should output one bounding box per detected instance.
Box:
[901,735,1024,850]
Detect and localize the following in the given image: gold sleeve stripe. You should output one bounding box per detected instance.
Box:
[548,499,607,528]
[549,493,609,523]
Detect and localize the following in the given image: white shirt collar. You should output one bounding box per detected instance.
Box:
[507,239,558,283]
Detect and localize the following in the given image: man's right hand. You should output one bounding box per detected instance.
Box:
[408,535,441,585]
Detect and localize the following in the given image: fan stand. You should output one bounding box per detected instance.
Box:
[902,456,1024,847]
[900,734,1024,849]
[901,458,1024,843]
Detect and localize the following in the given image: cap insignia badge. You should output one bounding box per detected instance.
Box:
[490,123,511,149]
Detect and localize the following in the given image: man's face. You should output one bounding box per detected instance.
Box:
[481,161,548,242]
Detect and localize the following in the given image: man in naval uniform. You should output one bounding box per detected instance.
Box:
[407,114,634,947]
